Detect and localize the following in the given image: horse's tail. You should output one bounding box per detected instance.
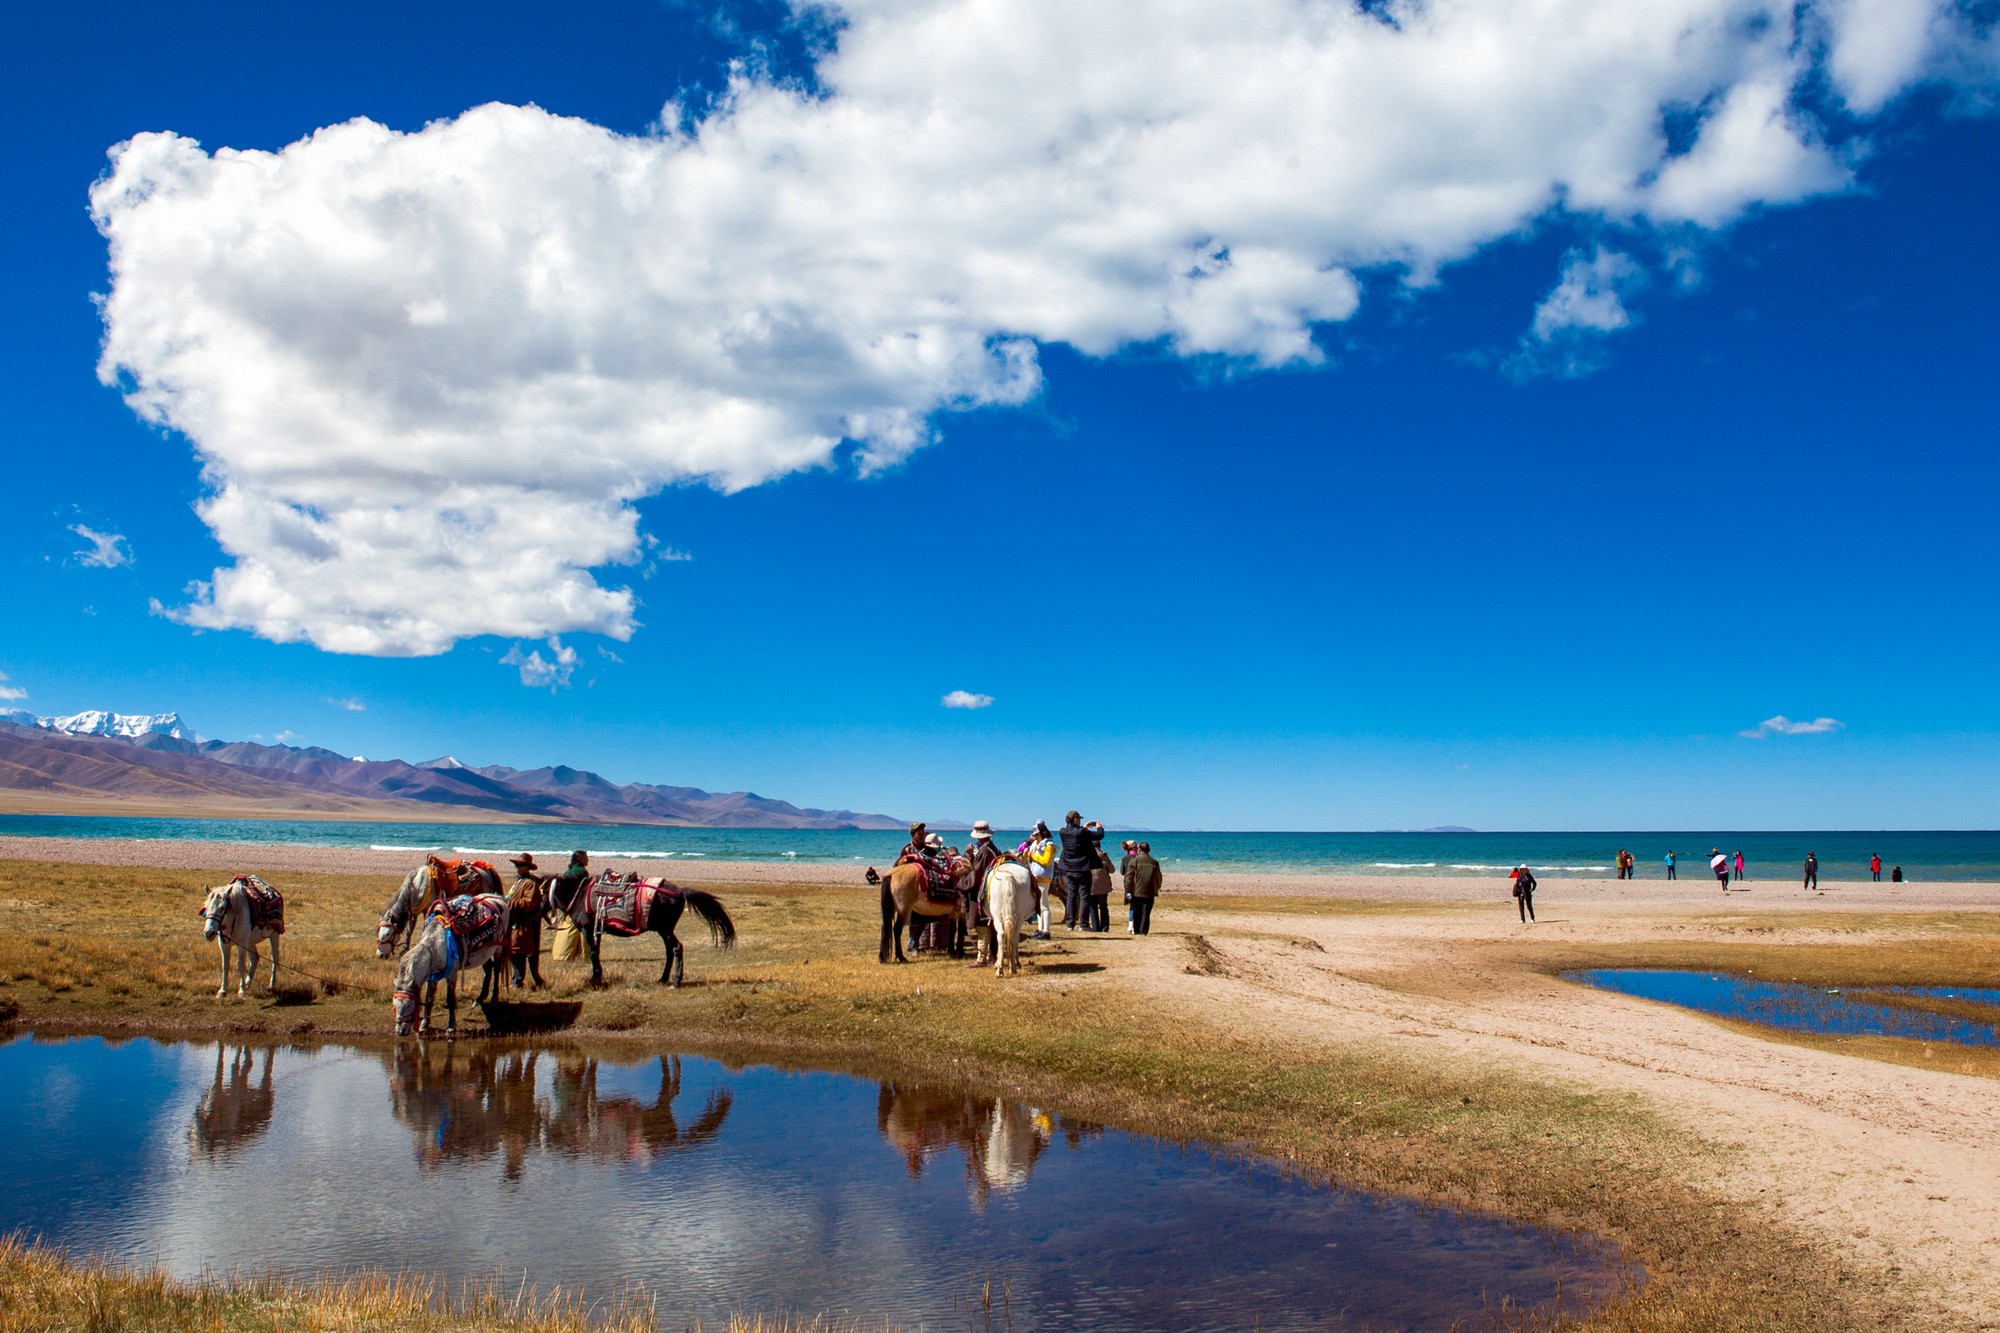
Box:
[682,888,737,948]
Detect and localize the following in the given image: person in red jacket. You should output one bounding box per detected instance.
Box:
[1870,853,1883,882]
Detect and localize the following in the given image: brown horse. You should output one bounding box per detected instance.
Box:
[869,843,1015,964]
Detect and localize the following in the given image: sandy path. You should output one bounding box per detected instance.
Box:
[1110,898,2000,1328]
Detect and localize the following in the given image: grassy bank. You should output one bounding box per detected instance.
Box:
[0,858,1986,1331]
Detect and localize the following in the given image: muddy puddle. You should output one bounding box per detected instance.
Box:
[1565,969,2000,1046]
[0,1032,1627,1331]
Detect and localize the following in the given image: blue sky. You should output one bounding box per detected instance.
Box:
[3,1,1998,829]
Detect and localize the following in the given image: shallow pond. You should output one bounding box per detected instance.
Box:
[0,1033,1623,1331]
[1565,970,2000,1046]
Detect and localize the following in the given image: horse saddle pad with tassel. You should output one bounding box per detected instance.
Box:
[898,853,967,905]
[587,871,670,937]
[232,874,284,933]
[433,894,507,956]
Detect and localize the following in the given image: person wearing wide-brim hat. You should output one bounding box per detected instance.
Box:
[509,852,540,875]
[970,820,996,843]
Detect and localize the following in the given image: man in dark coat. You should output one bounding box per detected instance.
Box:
[1057,811,1104,931]
[1127,842,1163,935]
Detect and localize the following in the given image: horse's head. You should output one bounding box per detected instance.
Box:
[199,884,232,941]
[390,927,435,1036]
[391,986,420,1037]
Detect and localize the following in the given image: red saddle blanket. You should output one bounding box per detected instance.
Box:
[587,871,677,937]
[431,893,507,956]
[898,852,966,905]
[232,875,284,934]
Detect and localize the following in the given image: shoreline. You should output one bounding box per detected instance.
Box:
[4,833,1997,905]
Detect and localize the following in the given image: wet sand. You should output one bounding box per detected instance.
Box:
[5,834,1997,907]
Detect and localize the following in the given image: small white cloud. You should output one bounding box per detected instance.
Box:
[1740,715,1846,738]
[0,672,25,702]
[324,697,366,712]
[69,524,132,569]
[942,690,994,710]
[1505,247,1645,380]
[503,637,579,690]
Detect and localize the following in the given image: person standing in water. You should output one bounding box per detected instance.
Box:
[1511,864,1537,922]
[1664,850,1676,880]
[1803,851,1819,891]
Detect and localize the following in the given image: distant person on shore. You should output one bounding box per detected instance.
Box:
[1710,849,1729,891]
[1511,864,1537,922]
[1058,811,1105,931]
[1128,841,1163,934]
[1803,851,1819,891]
[1019,821,1057,939]
[1665,850,1676,880]
[1871,853,1883,882]
[1734,850,1745,882]
[1088,856,1114,932]
[1891,865,1904,883]
[551,850,592,962]
[1614,850,1627,880]
[1119,840,1138,931]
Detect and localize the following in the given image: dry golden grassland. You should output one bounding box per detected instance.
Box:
[0,858,1990,1331]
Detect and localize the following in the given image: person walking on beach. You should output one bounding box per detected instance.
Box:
[1871,853,1883,882]
[1058,811,1105,931]
[1665,850,1676,880]
[1710,848,1730,891]
[1734,850,1745,882]
[1614,850,1627,881]
[1511,864,1537,922]
[1128,841,1163,935]
[1803,851,1819,891]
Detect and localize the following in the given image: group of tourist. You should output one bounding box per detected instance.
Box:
[896,812,1165,946]
[1608,848,1900,887]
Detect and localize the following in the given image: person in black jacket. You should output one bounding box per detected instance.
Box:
[1511,864,1537,923]
[1057,811,1105,931]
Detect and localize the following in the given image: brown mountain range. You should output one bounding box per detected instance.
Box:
[0,721,901,828]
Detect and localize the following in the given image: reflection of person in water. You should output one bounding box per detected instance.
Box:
[876,1082,1084,1206]
[190,1043,277,1160]
[383,1046,731,1178]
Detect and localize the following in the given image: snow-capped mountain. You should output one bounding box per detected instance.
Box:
[0,708,193,741]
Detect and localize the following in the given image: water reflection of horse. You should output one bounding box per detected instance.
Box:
[189,1043,276,1160]
[384,1046,733,1180]
[875,1083,1063,1205]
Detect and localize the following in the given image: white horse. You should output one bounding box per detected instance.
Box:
[199,880,281,998]
[983,861,1038,976]
[391,897,509,1038]
[377,864,441,958]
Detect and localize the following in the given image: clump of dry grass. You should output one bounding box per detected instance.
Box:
[0,1240,900,1333]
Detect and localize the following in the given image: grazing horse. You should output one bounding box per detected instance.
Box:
[545,874,737,988]
[378,859,502,957]
[391,894,510,1038]
[983,861,1038,976]
[200,878,282,997]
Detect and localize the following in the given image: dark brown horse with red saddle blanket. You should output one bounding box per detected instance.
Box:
[545,870,736,988]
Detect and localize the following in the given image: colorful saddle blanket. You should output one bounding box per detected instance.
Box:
[587,871,677,937]
[898,852,967,905]
[431,893,507,957]
[230,874,284,933]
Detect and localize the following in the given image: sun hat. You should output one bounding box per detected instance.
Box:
[971,820,994,841]
[926,833,945,850]
[510,853,539,871]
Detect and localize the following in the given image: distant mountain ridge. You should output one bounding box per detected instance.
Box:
[0,711,902,829]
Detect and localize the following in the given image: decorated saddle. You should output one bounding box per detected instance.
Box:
[587,870,677,937]
[430,893,508,958]
[898,852,967,905]
[231,874,284,933]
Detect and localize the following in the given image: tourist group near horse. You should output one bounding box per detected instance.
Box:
[193,813,1167,1037]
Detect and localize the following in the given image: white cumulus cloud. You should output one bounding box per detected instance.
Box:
[89,0,1998,656]
[503,637,579,690]
[324,696,366,712]
[69,524,132,569]
[0,673,25,703]
[1741,715,1846,737]
[942,690,994,710]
